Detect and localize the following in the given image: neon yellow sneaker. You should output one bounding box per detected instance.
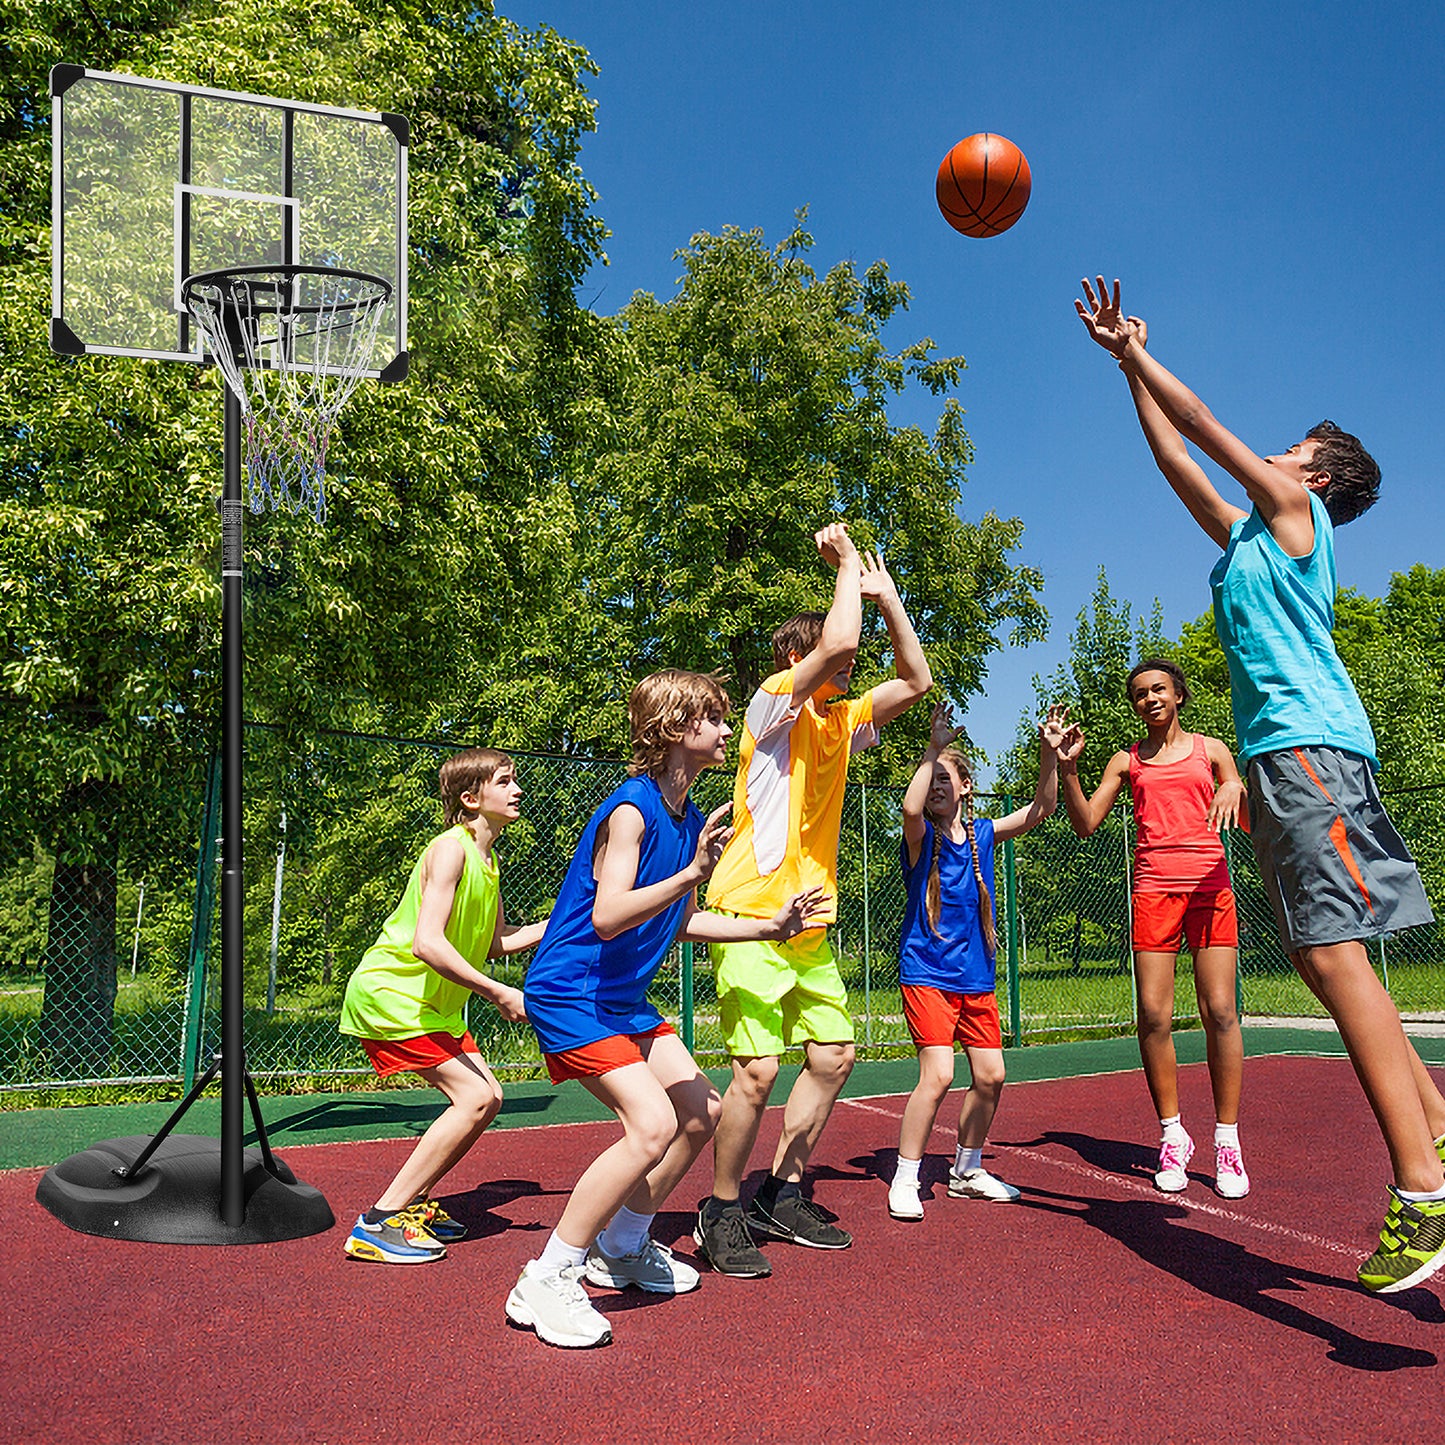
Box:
[405,1198,466,1243]
[1357,1188,1445,1294]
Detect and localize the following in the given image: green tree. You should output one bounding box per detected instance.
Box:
[479,217,1047,775]
[1,0,606,1074]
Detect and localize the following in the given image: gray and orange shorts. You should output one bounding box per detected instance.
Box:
[1246,745,1433,953]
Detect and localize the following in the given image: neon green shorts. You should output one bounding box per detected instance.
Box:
[714,929,854,1057]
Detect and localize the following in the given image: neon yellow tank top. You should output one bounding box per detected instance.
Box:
[338,826,500,1041]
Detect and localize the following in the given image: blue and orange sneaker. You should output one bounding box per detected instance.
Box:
[344,1211,446,1264]
[406,1198,466,1243]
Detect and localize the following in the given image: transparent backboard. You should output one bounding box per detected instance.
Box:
[51,66,408,380]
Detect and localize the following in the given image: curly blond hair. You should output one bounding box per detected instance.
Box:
[628,670,732,777]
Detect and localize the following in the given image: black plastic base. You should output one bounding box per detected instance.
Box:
[36,1134,335,1245]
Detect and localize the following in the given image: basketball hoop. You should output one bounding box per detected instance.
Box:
[181,265,392,523]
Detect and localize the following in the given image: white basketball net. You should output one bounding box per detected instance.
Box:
[182,267,391,524]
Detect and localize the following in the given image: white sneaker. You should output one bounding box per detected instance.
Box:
[888,1179,924,1221]
[1154,1133,1195,1193]
[585,1235,700,1294]
[505,1260,612,1348]
[1214,1141,1250,1199]
[947,1167,1020,1202]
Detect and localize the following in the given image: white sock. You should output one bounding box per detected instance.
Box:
[893,1156,921,1188]
[537,1230,589,1274]
[597,1205,653,1257]
[1398,1185,1445,1203]
[1160,1115,1188,1145]
[1215,1122,1240,1148]
[956,1146,983,1175]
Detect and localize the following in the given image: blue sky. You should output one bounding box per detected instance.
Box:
[501,0,1444,780]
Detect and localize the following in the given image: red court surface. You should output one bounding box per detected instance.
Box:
[5,1054,1441,1444]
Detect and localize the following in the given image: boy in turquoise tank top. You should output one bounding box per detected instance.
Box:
[338,748,546,1264]
[1077,277,1445,1295]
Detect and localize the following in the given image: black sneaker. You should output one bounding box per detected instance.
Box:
[746,1190,852,1250]
[693,1198,772,1278]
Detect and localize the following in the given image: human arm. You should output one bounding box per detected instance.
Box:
[994,705,1066,842]
[1076,277,1315,554]
[1203,735,1249,832]
[678,885,831,943]
[589,801,733,942]
[901,700,961,864]
[786,523,864,704]
[489,906,548,958]
[859,549,934,727]
[1055,722,1130,838]
[411,836,527,1022]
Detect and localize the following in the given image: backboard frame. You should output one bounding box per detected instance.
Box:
[50,64,409,381]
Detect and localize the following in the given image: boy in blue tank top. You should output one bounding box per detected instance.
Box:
[505,670,827,1349]
[1077,277,1445,1294]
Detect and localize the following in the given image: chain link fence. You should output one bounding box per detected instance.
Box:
[3,727,1442,1094]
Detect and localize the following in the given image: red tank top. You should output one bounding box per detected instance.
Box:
[1129,734,1230,893]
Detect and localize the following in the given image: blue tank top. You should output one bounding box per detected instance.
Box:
[523,775,703,1054]
[898,816,997,995]
[1209,491,1376,767]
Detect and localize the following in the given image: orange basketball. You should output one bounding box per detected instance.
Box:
[936,133,1031,238]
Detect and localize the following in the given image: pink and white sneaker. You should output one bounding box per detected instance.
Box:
[1154,1132,1194,1192]
[1214,1141,1250,1199]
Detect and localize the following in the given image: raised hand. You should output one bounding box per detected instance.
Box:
[693,802,735,880]
[929,699,964,752]
[771,885,831,940]
[815,522,858,570]
[1074,275,1141,357]
[857,548,900,606]
[1056,720,1086,769]
[1039,703,1070,752]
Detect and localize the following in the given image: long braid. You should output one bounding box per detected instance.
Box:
[962,781,997,958]
[925,821,945,936]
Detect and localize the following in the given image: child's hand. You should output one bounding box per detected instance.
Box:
[858,549,899,607]
[493,983,527,1023]
[1207,779,1246,832]
[1039,703,1069,752]
[929,699,964,752]
[1056,721,1086,770]
[815,522,858,570]
[1075,276,1141,358]
[771,885,830,940]
[693,802,735,880]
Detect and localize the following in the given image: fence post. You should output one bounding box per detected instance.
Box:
[181,752,222,1091]
[860,781,873,1048]
[681,942,695,1053]
[1002,793,1022,1047]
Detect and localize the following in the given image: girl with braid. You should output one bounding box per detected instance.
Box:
[888,701,1064,1220]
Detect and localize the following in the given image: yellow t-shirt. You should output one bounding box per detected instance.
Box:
[706,669,877,921]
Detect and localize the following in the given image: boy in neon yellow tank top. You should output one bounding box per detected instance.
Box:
[339,748,546,1264]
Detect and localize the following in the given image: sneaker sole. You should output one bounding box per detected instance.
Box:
[691,1226,773,1278]
[888,1207,924,1222]
[504,1292,612,1348]
[1363,1242,1445,1295]
[1215,1181,1251,1200]
[583,1264,700,1295]
[1153,1178,1189,1194]
[344,1239,445,1264]
[947,1187,1020,1203]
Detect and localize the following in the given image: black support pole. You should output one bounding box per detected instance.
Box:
[220,385,246,1226]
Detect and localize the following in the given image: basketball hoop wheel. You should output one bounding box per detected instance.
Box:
[181,265,392,523]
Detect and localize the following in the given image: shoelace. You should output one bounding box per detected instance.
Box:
[1216,1145,1245,1175]
[717,1210,758,1250]
[1160,1142,1189,1171]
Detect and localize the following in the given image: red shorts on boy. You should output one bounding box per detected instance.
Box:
[544,1022,678,1084]
[902,985,1003,1050]
[361,1029,482,1078]
[1132,889,1238,953]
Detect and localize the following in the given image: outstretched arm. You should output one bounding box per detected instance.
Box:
[859,550,933,727]
[1076,277,1314,554]
[786,523,863,704]
[994,705,1065,842]
[1055,721,1130,838]
[901,700,961,863]
[680,885,831,943]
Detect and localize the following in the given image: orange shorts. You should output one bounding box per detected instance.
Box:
[1132,890,1238,953]
[902,985,1003,1051]
[544,1022,678,1084]
[360,1030,481,1078]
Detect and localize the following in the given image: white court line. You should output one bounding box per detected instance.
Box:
[838,1094,1361,1261]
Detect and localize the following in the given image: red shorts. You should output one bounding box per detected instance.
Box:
[902,985,1003,1051]
[1132,890,1238,953]
[360,1030,481,1078]
[544,1022,678,1084]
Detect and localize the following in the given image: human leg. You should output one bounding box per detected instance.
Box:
[1133,950,1181,1121]
[1192,939,1249,1198]
[947,1000,1019,1204]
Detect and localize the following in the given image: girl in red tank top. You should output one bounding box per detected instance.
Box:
[1058,659,1251,1200]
